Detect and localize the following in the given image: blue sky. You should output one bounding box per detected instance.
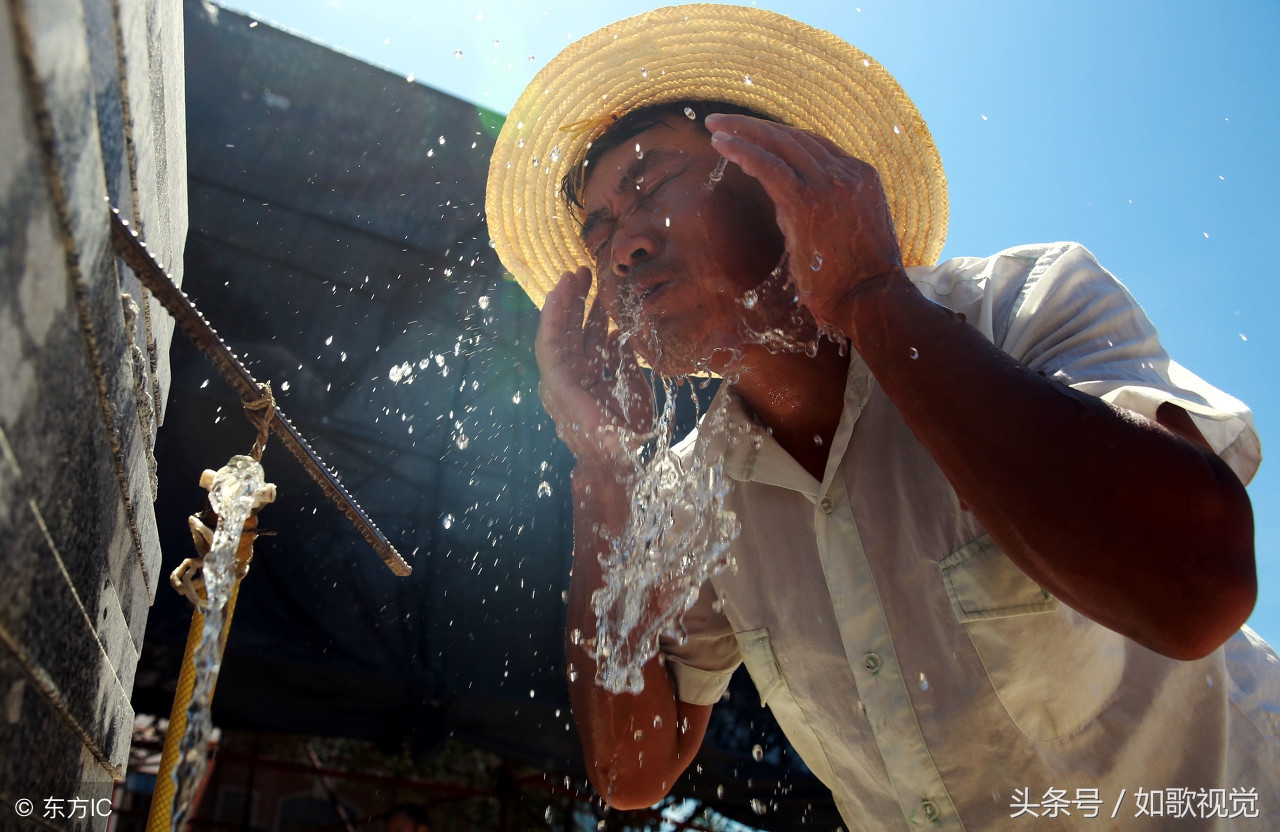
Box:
[218,0,1280,646]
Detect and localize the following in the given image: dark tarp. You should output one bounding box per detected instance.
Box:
[133,2,840,827]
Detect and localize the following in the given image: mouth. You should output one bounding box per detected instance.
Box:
[639,279,674,309]
[616,272,676,320]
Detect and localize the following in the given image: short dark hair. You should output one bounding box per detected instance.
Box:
[385,803,430,827]
[558,100,777,224]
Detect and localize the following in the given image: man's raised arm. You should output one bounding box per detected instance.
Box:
[708,113,1256,661]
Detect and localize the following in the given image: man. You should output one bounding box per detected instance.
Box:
[486,5,1278,829]
[383,803,430,832]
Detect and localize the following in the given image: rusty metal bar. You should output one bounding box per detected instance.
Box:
[109,205,410,576]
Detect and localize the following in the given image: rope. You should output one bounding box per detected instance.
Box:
[243,383,274,462]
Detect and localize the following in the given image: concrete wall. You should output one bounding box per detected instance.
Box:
[0,0,185,826]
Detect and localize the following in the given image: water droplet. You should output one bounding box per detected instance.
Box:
[893,124,901,134]
[280,380,290,391]
[812,435,823,447]
[200,378,209,389]
[633,729,644,741]
[908,347,919,360]
[568,663,578,682]
[477,295,490,310]
[570,628,582,646]
[640,67,648,78]
[549,145,561,162]
[1206,674,1215,687]
[324,335,334,345]
[512,390,522,404]
[653,715,663,728]
[528,54,535,62]
[919,672,929,691]
[704,156,729,192]
[743,74,753,85]
[492,38,500,47]
[537,481,552,498]
[545,807,553,823]
[664,216,670,227]
[750,798,766,814]
[752,744,764,762]
[339,351,347,362]
[804,339,819,358]
[809,251,823,271]
[635,142,643,160]
[442,514,454,529]
[405,73,415,83]
[454,49,463,59]
[684,106,697,120]
[740,289,758,309]
[717,785,725,798]
[456,433,469,449]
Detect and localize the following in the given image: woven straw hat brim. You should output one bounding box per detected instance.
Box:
[485,3,948,309]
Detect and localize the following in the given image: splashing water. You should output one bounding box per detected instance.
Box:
[589,362,743,695]
[703,156,729,192]
[171,456,275,832]
[734,258,847,360]
[584,230,854,695]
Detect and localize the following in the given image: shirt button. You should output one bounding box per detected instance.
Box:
[862,652,882,674]
[818,496,835,514]
[920,799,940,821]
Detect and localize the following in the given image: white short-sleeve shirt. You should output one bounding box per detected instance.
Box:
[662,243,1278,830]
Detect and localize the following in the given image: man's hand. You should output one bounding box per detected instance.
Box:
[705,113,904,335]
[535,267,654,473]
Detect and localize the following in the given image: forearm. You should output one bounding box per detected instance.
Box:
[845,273,1255,658]
[565,466,708,808]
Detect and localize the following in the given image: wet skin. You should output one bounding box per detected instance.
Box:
[536,112,1256,811]
[579,118,793,376]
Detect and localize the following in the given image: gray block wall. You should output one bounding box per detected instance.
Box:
[0,0,186,828]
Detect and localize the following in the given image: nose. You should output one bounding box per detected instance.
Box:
[611,223,660,277]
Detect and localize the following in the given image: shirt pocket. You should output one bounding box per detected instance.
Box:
[939,534,1125,741]
[736,628,837,786]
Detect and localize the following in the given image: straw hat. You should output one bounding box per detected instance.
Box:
[485,3,948,309]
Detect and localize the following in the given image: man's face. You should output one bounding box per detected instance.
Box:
[579,117,791,375]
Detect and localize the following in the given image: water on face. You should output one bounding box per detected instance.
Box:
[585,186,849,696]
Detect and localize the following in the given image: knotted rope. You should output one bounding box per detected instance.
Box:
[243,382,274,462]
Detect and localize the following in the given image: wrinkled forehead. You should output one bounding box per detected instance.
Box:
[581,118,711,202]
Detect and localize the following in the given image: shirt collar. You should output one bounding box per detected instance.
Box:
[719,352,875,498]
